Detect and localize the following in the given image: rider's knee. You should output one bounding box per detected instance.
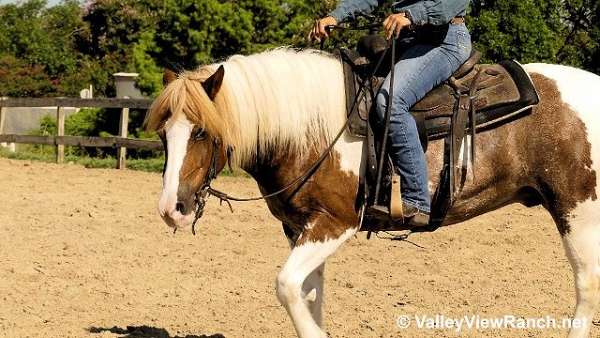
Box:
[376,87,410,121]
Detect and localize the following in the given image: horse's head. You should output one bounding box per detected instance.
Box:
[145,66,232,230]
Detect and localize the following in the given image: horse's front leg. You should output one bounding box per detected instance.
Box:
[303,263,325,326]
[282,223,326,327]
[276,217,357,338]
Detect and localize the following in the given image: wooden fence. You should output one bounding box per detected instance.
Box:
[0,97,163,169]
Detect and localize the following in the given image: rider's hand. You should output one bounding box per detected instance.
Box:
[309,16,337,42]
[383,13,412,40]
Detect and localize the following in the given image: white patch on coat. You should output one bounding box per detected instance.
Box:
[158,116,193,220]
[333,132,364,177]
[276,227,358,337]
[525,63,600,338]
[302,264,325,326]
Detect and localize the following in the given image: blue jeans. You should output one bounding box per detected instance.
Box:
[376,23,472,213]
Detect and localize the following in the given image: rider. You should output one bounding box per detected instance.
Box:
[311,0,472,226]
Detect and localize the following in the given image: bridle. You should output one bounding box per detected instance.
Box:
[189,136,222,235]
[187,22,395,236]
[189,122,354,235]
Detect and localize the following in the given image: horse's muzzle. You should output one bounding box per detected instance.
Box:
[161,207,195,230]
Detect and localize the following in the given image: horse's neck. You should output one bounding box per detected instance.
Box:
[242,156,288,198]
[241,145,289,179]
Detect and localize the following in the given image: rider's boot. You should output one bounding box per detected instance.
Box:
[389,172,430,227]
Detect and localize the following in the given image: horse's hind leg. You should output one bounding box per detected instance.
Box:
[276,218,357,338]
[560,207,600,338]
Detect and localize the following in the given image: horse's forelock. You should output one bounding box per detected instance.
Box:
[146,69,233,146]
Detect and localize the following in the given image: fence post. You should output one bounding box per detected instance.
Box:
[0,100,6,136]
[0,101,7,151]
[56,106,65,163]
[116,107,129,169]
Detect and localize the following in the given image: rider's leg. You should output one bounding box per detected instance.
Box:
[376,24,472,216]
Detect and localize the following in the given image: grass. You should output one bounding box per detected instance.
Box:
[0,145,241,176]
[0,147,165,172]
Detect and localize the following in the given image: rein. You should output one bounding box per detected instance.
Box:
[190,23,392,235]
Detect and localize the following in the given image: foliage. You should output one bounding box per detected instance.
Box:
[2,0,600,99]
[37,108,105,136]
[0,146,247,174]
[469,0,564,64]
[35,108,109,157]
[0,0,95,96]
[558,0,600,73]
[0,54,54,96]
[33,107,160,158]
[131,0,335,94]
[0,145,166,172]
[132,31,163,97]
[468,0,600,70]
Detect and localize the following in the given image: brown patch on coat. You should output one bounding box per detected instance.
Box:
[517,73,597,234]
[408,72,597,236]
[426,121,536,226]
[245,144,360,247]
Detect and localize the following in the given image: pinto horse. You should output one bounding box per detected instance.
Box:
[145,49,600,338]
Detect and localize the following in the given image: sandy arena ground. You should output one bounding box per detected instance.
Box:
[0,158,597,338]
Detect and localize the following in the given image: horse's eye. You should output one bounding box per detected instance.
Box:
[192,128,206,141]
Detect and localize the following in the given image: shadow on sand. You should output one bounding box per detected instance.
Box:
[88,325,226,338]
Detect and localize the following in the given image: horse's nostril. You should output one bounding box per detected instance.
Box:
[175,202,186,214]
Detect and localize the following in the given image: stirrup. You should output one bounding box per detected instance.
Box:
[389,173,403,220]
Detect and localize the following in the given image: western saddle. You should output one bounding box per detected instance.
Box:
[339,34,540,233]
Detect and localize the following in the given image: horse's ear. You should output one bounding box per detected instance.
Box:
[163,68,177,86]
[202,65,225,100]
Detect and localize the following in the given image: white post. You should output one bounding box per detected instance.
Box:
[0,103,10,153]
[113,72,141,169]
[0,105,6,136]
[116,107,129,169]
[1,99,15,152]
[56,106,65,163]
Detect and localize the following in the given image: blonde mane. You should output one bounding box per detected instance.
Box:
[146,48,347,166]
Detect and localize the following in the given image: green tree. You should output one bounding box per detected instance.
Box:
[151,0,254,68]
[3,0,600,100]
[468,0,563,64]
[129,0,337,95]
[0,54,54,97]
[132,30,163,97]
[76,0,161,96]
[557,0,600,72]
[0,0,96,97]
